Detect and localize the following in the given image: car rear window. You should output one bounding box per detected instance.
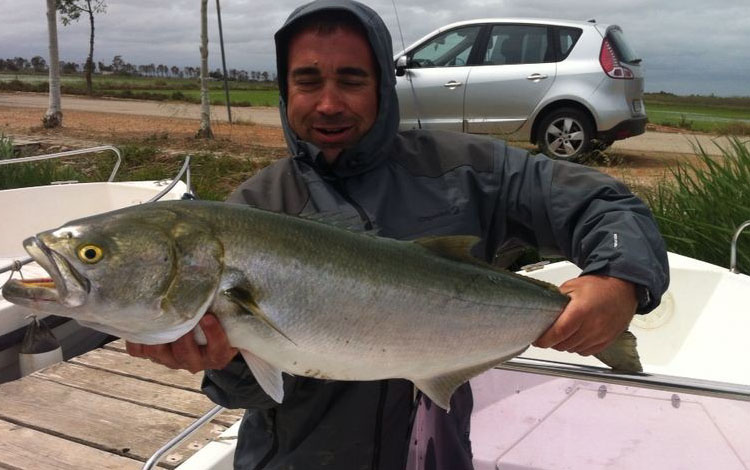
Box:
[608,27,640,63]
[557,27,582,60]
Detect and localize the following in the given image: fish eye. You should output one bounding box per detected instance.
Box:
[77,244,104,264]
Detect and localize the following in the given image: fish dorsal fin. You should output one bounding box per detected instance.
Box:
[239,349,285,403]
[594,330,643,373]
[223,287,297,346]
[415,235,563,295]
[301,210,378,234]
[413,347,528,411]
[414,235,484,266]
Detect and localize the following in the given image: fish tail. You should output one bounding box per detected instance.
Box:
[594,330,643,373]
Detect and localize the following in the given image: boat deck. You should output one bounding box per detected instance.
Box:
[0,339,243,470]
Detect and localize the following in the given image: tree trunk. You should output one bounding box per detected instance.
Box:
[196,0,213,139]
[43,0,63,128]
[85,0,95,95]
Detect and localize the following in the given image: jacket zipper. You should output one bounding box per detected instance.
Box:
[371,380,389,470]
[330,179,374,230]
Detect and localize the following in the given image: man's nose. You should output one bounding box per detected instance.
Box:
[315,83,345,115]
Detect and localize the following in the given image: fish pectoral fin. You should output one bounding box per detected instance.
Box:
[594,330,643,373]
[413,353,521,412]
[239,349,285,403]
[223,287,297,346]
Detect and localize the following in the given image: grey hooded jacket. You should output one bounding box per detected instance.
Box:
[202,1,670,469]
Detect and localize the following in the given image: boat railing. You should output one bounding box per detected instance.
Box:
[0,149,194,277]
[730,220,750,274]
[142,404,226,470]
[499,357,750,402]
[0,145,122,182]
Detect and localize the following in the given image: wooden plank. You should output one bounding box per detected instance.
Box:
[0,376,228,468]
[70,347,203,391]
[33,362,243,427]
[105,338,128,353]
[0,418,164,470]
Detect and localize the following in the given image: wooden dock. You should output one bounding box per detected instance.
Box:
[0,339,243,469]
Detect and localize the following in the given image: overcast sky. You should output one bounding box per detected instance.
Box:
[0,0,748,96]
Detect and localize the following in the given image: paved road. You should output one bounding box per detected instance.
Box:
[0,92,736,156]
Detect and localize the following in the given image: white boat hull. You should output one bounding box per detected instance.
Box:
[1,180,188,382]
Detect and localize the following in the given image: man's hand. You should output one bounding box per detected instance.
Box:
[533,274,638,356]
[125,314,238,373]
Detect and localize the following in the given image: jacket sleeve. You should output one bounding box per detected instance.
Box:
[485,142,669,313]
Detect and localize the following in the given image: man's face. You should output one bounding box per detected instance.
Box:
[286,27,378,163]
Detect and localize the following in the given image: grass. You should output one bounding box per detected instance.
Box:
[644,92,750,135]
[100,88,279,107]
[0,134,83,189]
[108,145,278,200]
[646,136,750,270]
[0,134,279,200]
[0,72,280,107]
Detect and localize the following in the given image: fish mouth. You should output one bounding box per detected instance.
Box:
[1,236,89,308]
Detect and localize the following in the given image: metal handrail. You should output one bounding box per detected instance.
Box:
[499,357,750,402]
[148,155,194,202]
[142,405,225,470]
[730,220,750,274]
[0,145,122,182]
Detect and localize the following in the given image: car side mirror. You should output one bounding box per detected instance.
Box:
[395,55,408,77]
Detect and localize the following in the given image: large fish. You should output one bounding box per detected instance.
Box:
[1,200,640,410]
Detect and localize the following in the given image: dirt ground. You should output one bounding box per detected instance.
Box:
[0,104,696,191]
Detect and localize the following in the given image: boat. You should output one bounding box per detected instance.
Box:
[469,248,750,470]
[159,235,750,470]
[0,145,191,383]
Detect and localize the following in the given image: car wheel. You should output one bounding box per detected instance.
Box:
[537,108,593,161]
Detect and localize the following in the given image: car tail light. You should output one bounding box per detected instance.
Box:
[600,38,633,79]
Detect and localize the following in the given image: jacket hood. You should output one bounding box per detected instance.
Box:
[275,0,400,177]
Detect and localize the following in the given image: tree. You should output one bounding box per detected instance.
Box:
[30,56,48,72]
[57,0,107,95]
[111,55,124,74]
[43,0,63,128]
[61,61,80,74]
[13,57,29,71]
[197,0,213,138]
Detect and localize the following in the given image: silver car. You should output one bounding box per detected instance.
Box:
[394,18,647,161]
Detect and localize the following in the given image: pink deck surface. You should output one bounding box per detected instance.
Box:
[471,369,749,470]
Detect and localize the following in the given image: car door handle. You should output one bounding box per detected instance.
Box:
[526,73,548,81]
[443,81,463,88]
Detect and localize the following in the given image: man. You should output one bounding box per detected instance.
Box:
[127,1,669,469]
